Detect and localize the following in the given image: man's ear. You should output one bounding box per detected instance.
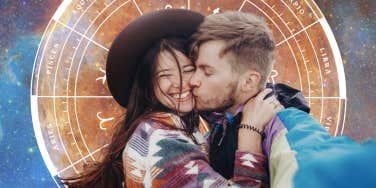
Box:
[240,70,261,92]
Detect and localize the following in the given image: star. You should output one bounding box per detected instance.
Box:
[28,147,34,154]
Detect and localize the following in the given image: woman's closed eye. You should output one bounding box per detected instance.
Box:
[183,66,195,73]
[158,73,172,78]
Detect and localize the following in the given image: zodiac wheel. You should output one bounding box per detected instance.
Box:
[30,0,346,186]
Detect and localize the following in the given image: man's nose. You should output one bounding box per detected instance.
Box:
[189,72,201,87]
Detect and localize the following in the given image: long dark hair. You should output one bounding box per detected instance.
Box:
[61,37,198,187]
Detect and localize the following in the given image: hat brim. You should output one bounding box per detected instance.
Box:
[106,9,204,108]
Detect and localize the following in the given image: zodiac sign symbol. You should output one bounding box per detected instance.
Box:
[95,67,106,85]
[96,112,114,130]
[269,69,279,83]
[212,8,220,14]
[324,116,333,127]
[165,4,172,9]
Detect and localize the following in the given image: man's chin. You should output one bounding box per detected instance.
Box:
[195,102,234,113]
[195,103,216,112]
[194,103,207,111]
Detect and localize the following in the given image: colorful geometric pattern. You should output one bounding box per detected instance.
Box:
[123,113,268,187]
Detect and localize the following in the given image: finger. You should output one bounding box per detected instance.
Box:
[269,96,277,104]
[263,90,275,100]
[274,104,284,112]
[272,98,281,105]
[256,88,273,101]
[244,96,256,106]
[264,95,277,103]
[273,104,281,109]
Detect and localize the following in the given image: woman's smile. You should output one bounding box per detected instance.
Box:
[169,90,192,102]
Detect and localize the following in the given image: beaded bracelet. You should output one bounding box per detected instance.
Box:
[238,123,265,137]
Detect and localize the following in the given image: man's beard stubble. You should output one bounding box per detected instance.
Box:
[196,80,237,113]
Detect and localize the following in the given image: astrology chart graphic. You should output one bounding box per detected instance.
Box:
[30,0,346,185]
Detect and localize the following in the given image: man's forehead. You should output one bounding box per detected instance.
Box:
[195,41,232,68]
[199,40,225,54]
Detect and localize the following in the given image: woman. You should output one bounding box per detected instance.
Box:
[62,9,281,187]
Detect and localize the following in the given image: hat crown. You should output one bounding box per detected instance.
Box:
[106,9,204,108]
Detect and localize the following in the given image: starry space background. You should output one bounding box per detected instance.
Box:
[0,0,375,187]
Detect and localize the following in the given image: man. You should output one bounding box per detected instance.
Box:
[189,11,376,188]
[189,11,309,182]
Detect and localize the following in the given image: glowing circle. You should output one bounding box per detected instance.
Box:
[30,0,346,185]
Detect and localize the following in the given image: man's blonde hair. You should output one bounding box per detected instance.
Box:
[190,11,275,88]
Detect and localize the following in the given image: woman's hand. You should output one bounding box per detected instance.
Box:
[241,88,284,130]
[238,88,284,154]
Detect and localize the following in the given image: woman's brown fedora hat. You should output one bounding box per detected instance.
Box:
[106,9,204,108]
